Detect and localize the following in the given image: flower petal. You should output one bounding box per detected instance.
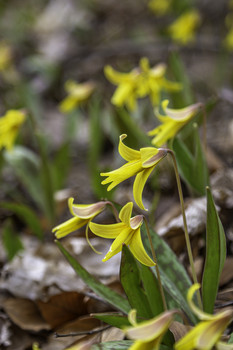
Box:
[119,202,133,226]
[162,99,201,122]
[103,227,133,261]
[140,147,167,168]
[53,217,88,238]
[119,134,141,162]
[129,228,155,266]
[89,222,126,239]
[133,167,154,210]
[101,159,142,191]
[71,201,106,219]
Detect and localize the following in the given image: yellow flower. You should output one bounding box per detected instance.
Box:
[148,99,202,147]
[89,202,154,266]
[105,58,181,110]
[224,13,233,51]
[168,9,201,45]
[52,198,107,239]
[175,284,233,350]
[124,309,176,350]
[0,42,12,71]
[136,58,181,106]
[101,134,167,210]
[0,110,26,151]
[104,65,139,111]
[59,80,95,113]
[148,0,172,16]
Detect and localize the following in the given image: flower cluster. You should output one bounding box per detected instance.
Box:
[105,57,181,110]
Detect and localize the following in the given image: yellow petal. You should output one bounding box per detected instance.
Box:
[104,65,135,84]
[89,221,125,239]
[125,310,175,341]
[103,227,133,261]
[119,134,141,162]
[187,284,212,321]
[70,200,106,219]
[133,167,154,210]
[140,147,167,168]
[53,217,88,238]
[101,159,142,191]
[129,228,155,266]
[216,342,233,350]
[130,215,143,230]
[162,100,201,122]
[119,202,133,226]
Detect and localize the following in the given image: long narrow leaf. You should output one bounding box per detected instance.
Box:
[120,245,153,319]
[202,187,226,314]
[56,241,131,314]
[92,313,130,328]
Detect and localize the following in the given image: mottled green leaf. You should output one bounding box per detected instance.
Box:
[56,241,131,314]
[92,313,130,328]
[120,245,153,319]
[202,187,226,314]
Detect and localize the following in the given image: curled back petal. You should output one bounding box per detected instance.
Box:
[125,310,175,341]
[71,201,106,219]
[104,65,135,84]
[119,202,133,226]
[119,134,141,162]
[129,228,155,266]
[133,167,154,210]
[187,284,212,321]
[162,99,202,122]
[89,221,125,239]
[130,215,143,230]
[111,84,135,107]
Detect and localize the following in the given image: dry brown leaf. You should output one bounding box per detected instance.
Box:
[36,292,87,329]
[220,258,233,286]
[3,297,50,332]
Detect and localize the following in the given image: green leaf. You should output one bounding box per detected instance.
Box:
[120,245,153,319]
[91,340,171,350]
[4,146,45,210]
[51,142,71,191]
[137,263,164,316]
[2,220,24,260]
[172,124,209,195]
[56,241,131,314]
[141,225,197,324]
[228,333,233,344]
[92,313,130,328]
[0,202,43,239]
[169,51,194,108]
[91,340,133,350]
[202,187,226,314]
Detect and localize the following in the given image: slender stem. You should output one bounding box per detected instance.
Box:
[55,325,111,338]
[201,104,207,155]
[107,201,120,223]
[143,217,168,311]
[167,149,202,309]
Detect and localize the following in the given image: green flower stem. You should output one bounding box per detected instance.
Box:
[167,149,202,309]
[107,201,120,223]
[201,104,207,155]
[143,217,168,311]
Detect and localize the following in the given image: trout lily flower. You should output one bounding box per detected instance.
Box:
[104,65,139,111]
[59,80,95,113]
[175,284,233,350]
[105,58,181,110]
[168,9,201,45]
[136,58,181,106]
[89,202,155,266]
[52,198,107,241]
[101,134,167,210]
[148,99,202,147]
[124,309,176,350]
[0,110,26,151]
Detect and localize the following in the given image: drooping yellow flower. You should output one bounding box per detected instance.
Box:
[104,65,139,111]
[101,134,167,210]
[175,284,233,350]
[0,110,26,151]
[0,42,12,71]
[105,58,181,110]
[168,9,201,45]
[52,197,107,239]
[89,202,154,266]
[124,309,176,350]
[59,80,95,113]
[148,0,172,16]
[148,99,202,147]
[136,58,181,106]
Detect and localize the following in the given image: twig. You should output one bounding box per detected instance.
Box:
[54,325,111,338]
